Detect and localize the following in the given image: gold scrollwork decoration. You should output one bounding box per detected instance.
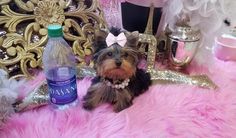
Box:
[0,0,11,5]
[0,5,35,32]
[0,0,107,79]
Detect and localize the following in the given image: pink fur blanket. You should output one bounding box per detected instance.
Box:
[1,58,236,137]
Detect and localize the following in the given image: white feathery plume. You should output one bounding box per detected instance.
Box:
[0,69,24,126]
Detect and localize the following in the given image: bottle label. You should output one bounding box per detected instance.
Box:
[47,76,77,105]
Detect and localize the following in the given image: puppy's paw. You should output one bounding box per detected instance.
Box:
[82,101,95,111]
[113,107,125,113]
[113,101,133,113]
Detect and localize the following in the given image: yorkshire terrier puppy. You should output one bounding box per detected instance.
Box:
[82,28,152,112]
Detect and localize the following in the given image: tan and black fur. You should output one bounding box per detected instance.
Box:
[83,28,151,112]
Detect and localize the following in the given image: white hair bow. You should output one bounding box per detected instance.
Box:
[105,32,127,47]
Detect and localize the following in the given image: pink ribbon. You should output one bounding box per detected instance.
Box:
[105,33,127,47]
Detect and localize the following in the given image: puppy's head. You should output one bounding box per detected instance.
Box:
[93,28,139,80]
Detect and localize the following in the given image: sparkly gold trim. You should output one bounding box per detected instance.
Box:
[139,34,157,71]
[14,81,49,112]
[150,69,217,89]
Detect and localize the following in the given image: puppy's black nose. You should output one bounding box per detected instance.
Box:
[115,60,122,66]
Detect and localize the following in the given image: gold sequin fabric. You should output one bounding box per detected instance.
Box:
[149,69,217,89]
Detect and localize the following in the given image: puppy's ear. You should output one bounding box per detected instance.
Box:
[92,29,108,62]
[125,31,139,49]
[93,29,108,53]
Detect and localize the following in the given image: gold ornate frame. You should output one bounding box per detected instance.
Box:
[0,0,107,79]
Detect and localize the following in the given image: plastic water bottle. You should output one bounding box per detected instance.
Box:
[43,24,78,110]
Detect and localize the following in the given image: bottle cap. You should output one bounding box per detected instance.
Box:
[47,24,63,37]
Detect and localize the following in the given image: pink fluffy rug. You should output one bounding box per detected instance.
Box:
[1,58,236,138]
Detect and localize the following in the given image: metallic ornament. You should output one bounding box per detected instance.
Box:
[139,34,157,71]
[34,1,65,27]
[166,24,201,70]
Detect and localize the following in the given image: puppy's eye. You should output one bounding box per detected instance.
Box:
[124,52,128,57]
[107,52,113,57]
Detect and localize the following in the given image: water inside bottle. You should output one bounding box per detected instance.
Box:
[46,66,78,110]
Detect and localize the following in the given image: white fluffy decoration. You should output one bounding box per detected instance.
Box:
[163,0,236,65]
[0,69,24,126]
